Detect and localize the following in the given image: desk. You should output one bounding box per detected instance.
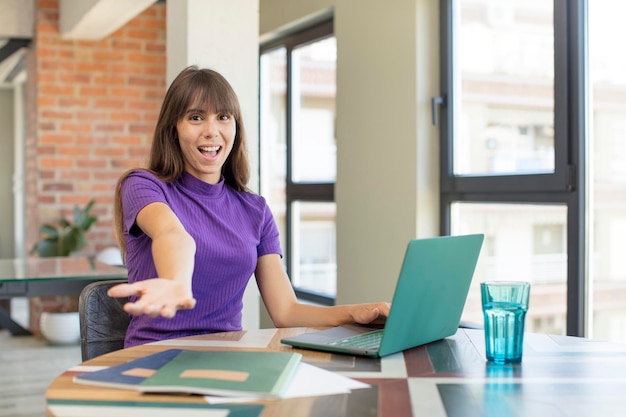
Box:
[0,257,127,335]
[45,327,626,417]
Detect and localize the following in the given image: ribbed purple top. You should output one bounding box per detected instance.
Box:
[120,170,282,347]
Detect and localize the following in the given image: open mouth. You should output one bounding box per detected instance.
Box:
[198,145,221,157]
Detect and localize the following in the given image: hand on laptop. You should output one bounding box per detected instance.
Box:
[351,302,391,325]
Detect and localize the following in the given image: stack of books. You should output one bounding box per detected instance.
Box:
[73,349,302,400]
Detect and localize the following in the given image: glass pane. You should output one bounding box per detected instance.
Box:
[453,0,555,176]
[291,36,336,183]
[589,1,626,343]
[260,48,287,258]
[291,201,336,297]
[451,202,567,335]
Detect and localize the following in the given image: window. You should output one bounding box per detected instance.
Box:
[260,20,337,304]
[439,0,585,336]
[588,0,626,342]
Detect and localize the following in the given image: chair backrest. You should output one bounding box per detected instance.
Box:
[79,280,130,361]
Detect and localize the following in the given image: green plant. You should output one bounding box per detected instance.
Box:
[31,199,98,257]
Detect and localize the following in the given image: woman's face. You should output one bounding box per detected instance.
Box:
[176,103,236,184]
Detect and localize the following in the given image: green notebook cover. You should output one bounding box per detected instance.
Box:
[137,350,302,399]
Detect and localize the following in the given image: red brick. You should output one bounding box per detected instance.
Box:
[110,87,142,98]
[111,40,142,51]
[59,195,93,205]
[58,49,75,59]
[60,171,89,180]
[126,29,159,41]
[80,86,108,96]
[39,134,74,144]
[93,51,125,61]
[129,100,161,110]
[128,52,159,64]
[59,122,93,133]
[40,84,75,95]
[111,63,143,74]
[42,182,74,192]
[93,75,126,85]
[58,73,91,84]
[58,146,90,156]
[77,135,109,145]
[94,99,127,109]
[37,48,56,57]
[38,72,56,83]
[95,123,125,133]
[110,112,141,122]
[76,62,109,73]
[39,121,56,131]
[111,135,142,145]
[129,124,155,134]
[41,110,73,119]
[77,38,109,49]
[112,159,145,168]
[37,195,56,204]
[146,42,166,52]
[39,158,74,168]
[38,145,56,155]
[94,148,126,157]
[39,170,55,179]
[128,76,160,87]
[58,98,89,107]
[75,111,108,121]
[76,159,108,169]
[144,65,167,76]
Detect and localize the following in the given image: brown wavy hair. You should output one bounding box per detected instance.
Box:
[114,66,251,256]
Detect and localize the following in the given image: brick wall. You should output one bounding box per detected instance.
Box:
[28,0,166,252]
[26,0,166,334]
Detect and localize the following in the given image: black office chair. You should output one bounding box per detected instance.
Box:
[79,280,130,361]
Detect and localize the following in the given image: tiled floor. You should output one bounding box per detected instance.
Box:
[0,299,81,417]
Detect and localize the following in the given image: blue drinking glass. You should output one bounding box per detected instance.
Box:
[481,281,531,364]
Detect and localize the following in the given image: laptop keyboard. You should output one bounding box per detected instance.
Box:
[325,329,384,350]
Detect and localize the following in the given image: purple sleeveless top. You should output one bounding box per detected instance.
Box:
[120,170,282,347]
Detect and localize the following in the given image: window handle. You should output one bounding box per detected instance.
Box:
[431,95,447,126]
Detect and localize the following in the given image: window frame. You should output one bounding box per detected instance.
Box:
[260,19,336,305]
[438,0,588,336]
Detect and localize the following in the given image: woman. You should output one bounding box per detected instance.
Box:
[108,66,390,347]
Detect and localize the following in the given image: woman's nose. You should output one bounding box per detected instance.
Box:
[202,119,219,138]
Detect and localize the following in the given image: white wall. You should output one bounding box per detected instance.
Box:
[260,0,440,304]
[167,0,261,329]
[0,0,34,38]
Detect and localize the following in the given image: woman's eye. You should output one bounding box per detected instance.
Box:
[218,114,231,121]
[189,114,203,121]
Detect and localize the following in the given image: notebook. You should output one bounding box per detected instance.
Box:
[280,234,484,357]
[73,349,302,399]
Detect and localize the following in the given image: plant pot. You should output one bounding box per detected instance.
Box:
[39,311,80,345]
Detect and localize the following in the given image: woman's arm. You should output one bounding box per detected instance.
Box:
[255,254,390,328]
[107,202,197,317]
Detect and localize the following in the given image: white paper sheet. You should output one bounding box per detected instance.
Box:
[203,362,370,404]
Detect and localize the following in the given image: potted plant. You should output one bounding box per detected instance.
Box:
[30,199,98,344]
[31,198,98,257]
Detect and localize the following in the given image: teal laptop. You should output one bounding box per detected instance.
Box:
[280,234,484,357]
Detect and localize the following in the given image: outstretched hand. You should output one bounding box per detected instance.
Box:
[107,278,196,318]
[351,302,391,325]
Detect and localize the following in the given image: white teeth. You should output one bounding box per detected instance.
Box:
[199,146,220,152]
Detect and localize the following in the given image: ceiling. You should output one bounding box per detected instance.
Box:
[0,0,158,85]
[0,0,33,84]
